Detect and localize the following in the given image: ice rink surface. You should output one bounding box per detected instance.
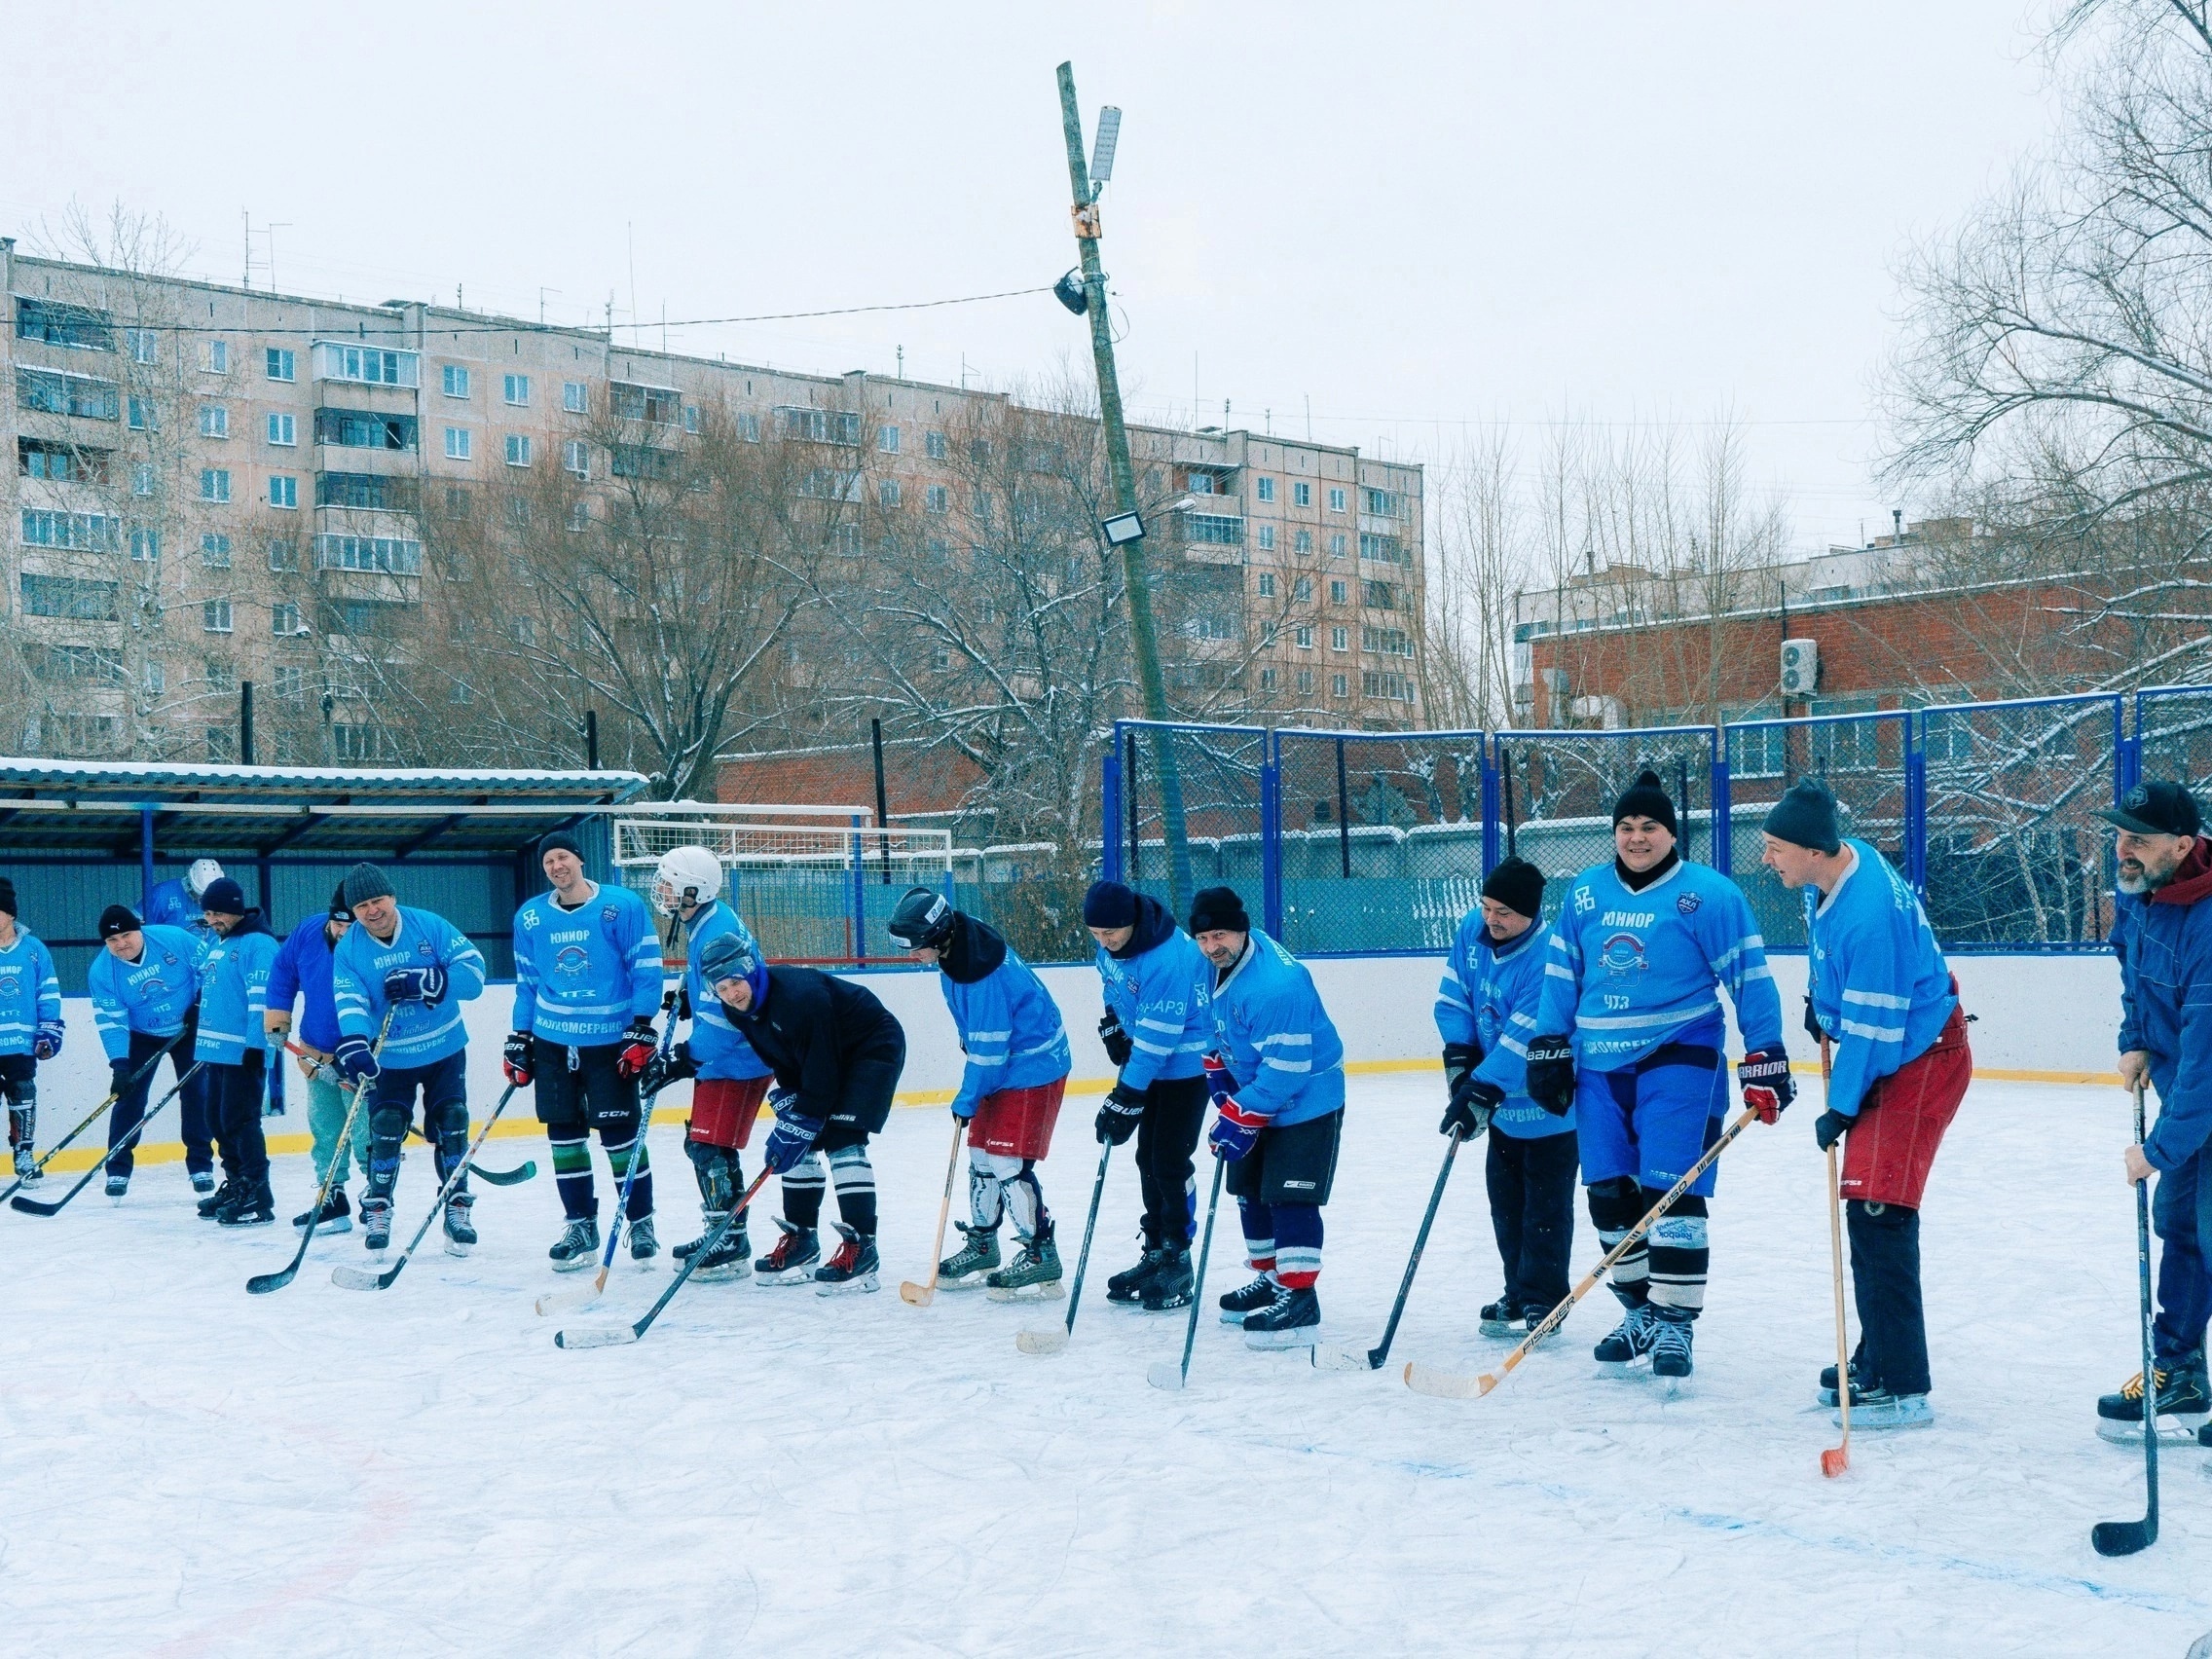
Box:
[4,1072,2208,1658]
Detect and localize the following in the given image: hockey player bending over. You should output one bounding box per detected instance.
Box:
[0,879,64,1182]
[887,888,1073,1298]
[643,845,775,1281]
[330,864,489,1257]
[1763,778,1970,1430]
[1083,881,1214,1312]
[1189,885,1347,1348]
[505,832,668,1271]
[1527,770,1789,1382]
[701,932,907,1293]
[1434,856,1578,1338]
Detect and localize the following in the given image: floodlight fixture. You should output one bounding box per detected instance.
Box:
[1090,106,1123,187]
[1102,510,1146,546]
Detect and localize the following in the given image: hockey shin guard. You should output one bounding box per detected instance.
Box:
[1644,1190,1709,1318]
[968,1145,1008,1232]
[828,1142,877,1236]
[8,1103,33,1155]
[1006,1158,1051,1243]
[1588,1178,1650,1309]
[550,1130,596,1220]
[782,1151,827,1230]
[687,1137,738,1213]
[1272,1202,1323,1290]
[365,1103,407,1200]
[430,1104,470,1191]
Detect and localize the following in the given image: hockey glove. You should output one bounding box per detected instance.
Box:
[1098,1010,1134,1069]
[1802,994,1826,1045]
[615,1016,659,1079]
[640,1041,697,1099]
[333,1034,380,1087]
[1814,1109,1852,1153]
[761,1090,824,1175]
[1441,1077,1503,1140]
[1525,1033,1577,1117]
[1095,1081,1147,1146]
[1737,1046,1794,1124]
[677,984,693,1022]
[1201,1051,1240,1108]
[1442,1042,1483,1107]
[109,1055,133,1089]
[1208,1095,1267,1162]
[382,965,447,1005]
[33,1019,64,1061]
[951,1099,977,1127]
[502,1030,535,1088]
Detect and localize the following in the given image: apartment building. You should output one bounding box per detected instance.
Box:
[2,241,1425,763]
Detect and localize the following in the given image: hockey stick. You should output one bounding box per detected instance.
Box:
[534,1006,681,1316]
[1314,1123,1475,1373]
[555,1164,775,1348]
[1148,1152,1229,1391]
[0,1032,187,1206]
[900,1117,968,1307]
[245,1011,396,1295]
[1017,1137,1114,1355]
[2093,1081,2160,1558]
[1405,1106,1757,1400]
[332,1080,520,1292]
[11,1060,209,1217]
[285,1040,535,1186]
[1820,1036,1851,1479]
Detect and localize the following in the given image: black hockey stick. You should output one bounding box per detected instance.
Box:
[11,1060,208,1217]
[1313,1123,1473,1372]
[1017,1137,1114,1354]
[2093,1082,2160,1558]
[1148,1152,1229,1391]
[0,1032,187,1206]
[466,1155,536,1187]
[556,1164,774,1348]
[331,1081,520,1291]
[246,1011,395,1295]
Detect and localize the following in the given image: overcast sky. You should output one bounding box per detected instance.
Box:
[4,1,2066,553]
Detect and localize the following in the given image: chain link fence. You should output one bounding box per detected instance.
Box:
[1726,712,1912,948]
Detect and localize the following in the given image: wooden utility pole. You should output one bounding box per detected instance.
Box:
[1056,60,1192,911]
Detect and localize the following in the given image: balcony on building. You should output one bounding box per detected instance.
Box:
[311,340,421,396]
[313,407,419,476]
[1170,497,1245,566]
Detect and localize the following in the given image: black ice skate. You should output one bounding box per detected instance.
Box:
[1220,1272,1278,1325]
[985,1234,1063,1301]
[217,1178,276,1227]
[1243,1284,1321,1350]
[813,1223,879,1295]
[1479,1298,1528,1339]
[628,1216,658,1263]
[13,1143,39,1183]
[1107,1243,1171,1306]
[1648,1312,1695,1380]
[359,1193,393,1255]
[755,1219,821,1285]
[196,1177,239,1221]
[2097,1356,2211,1444]
[443,1191,476,1257]
[1819,1352,1870,1408]
[294,1188,352,1235]
[191,1170,216,1197]
[1593,1302,1660,1365]
[549,1217,600,1272]
[694,1218,752,1282]
[104,1174,129,1203]
[1140,1245,1195,1312]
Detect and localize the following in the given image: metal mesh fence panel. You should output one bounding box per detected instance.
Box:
[1725,712,1911,948]
[1920,695,2120,948]
[1491,727,1719,932]
[2135,685,2212,800]
[1114,720,1269,933]
[1272,728,1487,953]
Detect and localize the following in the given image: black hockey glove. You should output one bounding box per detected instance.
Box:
[1442,1042,1483,1112]
[1096,1080,1147,1145]
[1737,1047,1794,1124]
[1802,994,1825,1045]
[502,1030,535,1088]
[641,1041,697,1099]
[1441,1077,1503,1140]
[677,984,693,1022]
[1814,1109,1852,1153]
[1525,1033,1576,1117]
[1098,1010,1134,1069]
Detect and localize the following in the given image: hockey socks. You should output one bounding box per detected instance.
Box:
[1645,1193,1708,1318]
[1237,1198,1321,1290]
[1587,1178,1651,1307]
[604,1131,654,1222]
[828,1143,876,1236]
[551,1130,596,1220]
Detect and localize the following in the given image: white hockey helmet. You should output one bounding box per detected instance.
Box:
[651,845,724,915]
[186,858,224,898]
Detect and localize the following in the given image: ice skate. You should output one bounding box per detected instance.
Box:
[985,1234,1063,1301]
[1819,1354,1870,1408]
[628,1216,658,1264]
[216,1178,275,1228]
[938,1222,1001,1288]
[694,1219,752,1282]
[1593,1302,1660,1365]
[1220,1272,1277,1325]
[443,1191,476,1257]
[1140,1245,1194,1311]
[1478,1297,1527,1339]
[1648,1312,1694,1381]
[1106,1244,1171,1306]
[2096,1358,2210,1444]
[1242,1284,1321,1350]
[104,1174,129,1203]
[295,1188,352,1236]
[548,1216,600,1272]
[1840,1387,1934,1431]
[190,1170,216,1197]
[754,1218,820,1285]
[813,1223,879,1295]
[13,1144,39,1183]
[360,1194,393,1256]
[195,1177,238,1221]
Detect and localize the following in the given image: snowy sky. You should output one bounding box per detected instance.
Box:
[4,1,2063,554]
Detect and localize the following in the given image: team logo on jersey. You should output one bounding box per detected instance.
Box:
[0,972,18,998]
[1677,892,1702,915]
[1598,933,1648,976]
[1573,886,1596,915]
[519,909,540,933]
[602,905,618,924]
[555,944,592,977]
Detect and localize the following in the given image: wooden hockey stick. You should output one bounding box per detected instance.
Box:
[900,1117,968,1306]
[1820,1037,1852,1478]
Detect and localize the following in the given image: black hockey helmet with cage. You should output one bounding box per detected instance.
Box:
[886,886,957,951]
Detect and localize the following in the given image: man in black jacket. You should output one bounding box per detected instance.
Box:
[700,932,905,1292]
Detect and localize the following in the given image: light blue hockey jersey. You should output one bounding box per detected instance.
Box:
[1434,907,1571,1139]
[332,905,487,1067]
[511,882,664,1046]
[1806,838,1957,1117]
[196,917,279,1065]
[0,929,62,1057]
[682,900,772,1081]
[143,878,213,938]
[1535,858,1785,1072]
[942,946,1072,1117]
[1095,907,1212,1090]
[89,923,207,1060]
[1209,929,1346,1127]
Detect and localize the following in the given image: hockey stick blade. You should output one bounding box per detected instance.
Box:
[1015,1327,1071,1355]
[898,1279,938,1307]
[1403,1360,1491,1400]
[554,1322,642,1349]
[469,1159,535,1187]
[2092,1517,2157,1558]
[1310,1342,1378,1373]
[1146,1358,1189,1391]
[535,1278,608,1317]
[329,1261,399,1292]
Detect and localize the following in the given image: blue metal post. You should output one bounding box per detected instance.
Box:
[1708,728,1732,877]
[1260,740,1283,937]
[1100,741,1124,886]
[2118,695,2141,798]
[849,813,867,965]
[1480,740,1500,874]
[1905,711,1929,897]
[139,806,155,908]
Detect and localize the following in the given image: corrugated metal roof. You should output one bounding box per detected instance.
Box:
[0,757,650,803]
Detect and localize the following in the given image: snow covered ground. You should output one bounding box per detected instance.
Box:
[4,1073,2207,1658]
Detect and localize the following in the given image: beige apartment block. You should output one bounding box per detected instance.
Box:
[2,241,1424,762]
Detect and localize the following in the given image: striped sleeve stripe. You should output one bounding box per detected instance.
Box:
[1135,1016,1185,1034]
[1841,1017,1906,1043]
[1841,989,1911,1010]
[1256,1033,1311,1048]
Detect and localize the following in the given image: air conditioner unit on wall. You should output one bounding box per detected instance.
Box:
[1780,638,1819,698]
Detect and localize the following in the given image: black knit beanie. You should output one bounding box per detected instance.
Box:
[1481,855,1545,920]
[1763,776,1843,856]
[1612,769,1677,834]
[1187,885,1251,936]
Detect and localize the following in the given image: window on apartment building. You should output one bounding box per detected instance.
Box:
[267,412,296,446]
[505,434,532,467]
[129,528,160,561]
[269,475,298,509]
[131,463,156,497]
[1327,486,1346,512]
[1257,572,1276,598]
[1294,625,1313,648]
[20,510,120,551]
[313,342,417,387]
[503,374,530,406]
[274,665,305,702]
[563,381,588,414]
[879,426,900,455]
[1361,624,1411,656]
[267,536,298,571]
[1365,487,1399,517]
[202,600,233,633]
[18,367,119,420]
[1363,579,1397,609]
[1261,668,1276,692]
[613,383,682,424]
[20,573,120,618]
[879,479,902,508]
[1294,530,1312,554]
[569,501,591,533]
[16,297,114,350]
[925,484,948,514]
[925,429,947,461]
[1257,525,1275,552]
[1331,625,1348,651]
[129,396,155,430]
[1292,481,1311,508]
[272,603,303,636]
[313,409,419,451]
[200,467,231,502]
[205,341,230,375]
[1360,533,1403,565]
[1188,472,1215,496]
[1332,673,1348,698]
[736,412,760,443]
[563,439,589,477]
[1297,668,1313,694]
[142,659,166,695]
[201,533,232,568]
[1256,477,1275,502]
[126,328,158,364]
[200,406,229,439]
[1329,578,1347,604]
[266,348,296,382]
[442,364,470,398]
[506,496,532,529]
[1329,533,1347,559]
[445,426,472,461]
[1292,576,1311,602]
